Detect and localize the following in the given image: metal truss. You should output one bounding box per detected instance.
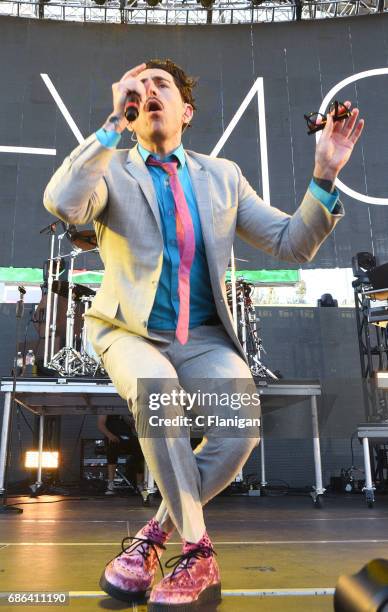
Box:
[0,0,385,25]
[354,285,388,421]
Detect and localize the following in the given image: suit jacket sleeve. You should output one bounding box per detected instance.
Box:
[234,162,344,264]
[43,134,114,225]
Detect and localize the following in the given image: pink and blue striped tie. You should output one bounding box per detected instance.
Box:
[147,157,195,345]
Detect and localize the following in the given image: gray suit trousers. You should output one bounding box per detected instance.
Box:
[101,323,260,543]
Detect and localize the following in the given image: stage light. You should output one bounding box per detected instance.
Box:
[374,371,388,389]
[25,451,59,469]
[251,0,264,5]
[93,0,107,5]
[199,0,214,8]
[317,293,338,307]
[352,251,376,281]
[146,0,162,5]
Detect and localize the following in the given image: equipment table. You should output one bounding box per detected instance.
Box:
[0,378,324,506]
[358,374,388,508]
[357,423,388,508]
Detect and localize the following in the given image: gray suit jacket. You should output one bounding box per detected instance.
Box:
[44,133,343,361]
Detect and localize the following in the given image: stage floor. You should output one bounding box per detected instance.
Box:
[0,493,387,611]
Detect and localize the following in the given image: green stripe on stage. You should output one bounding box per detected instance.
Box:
[69,271,104,284]
[0,268,299,285]
[225,269,299,284]
[0,267,44,283]
[0,268,104,285]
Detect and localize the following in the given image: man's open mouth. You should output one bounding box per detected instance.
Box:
[145,98,164,112]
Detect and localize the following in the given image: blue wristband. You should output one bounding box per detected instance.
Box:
[309,178,339,213]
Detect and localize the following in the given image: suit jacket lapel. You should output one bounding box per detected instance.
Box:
[185,152,219,278]
[124,147,219,277]
[125,146,163,236]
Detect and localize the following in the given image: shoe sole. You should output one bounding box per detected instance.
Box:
[147,582,222,611]
[99,572,148,604]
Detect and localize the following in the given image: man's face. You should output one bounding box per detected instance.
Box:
[129,68,193,144]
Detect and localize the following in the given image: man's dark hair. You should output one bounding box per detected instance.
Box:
[145,59,197,112]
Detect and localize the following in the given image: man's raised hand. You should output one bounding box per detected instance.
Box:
[313,101,364,184]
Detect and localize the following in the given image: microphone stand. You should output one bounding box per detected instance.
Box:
[0,286,26,513]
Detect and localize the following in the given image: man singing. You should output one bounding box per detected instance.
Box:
[44,59,363,610]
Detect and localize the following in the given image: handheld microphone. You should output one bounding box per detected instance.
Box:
[124,92,141,122]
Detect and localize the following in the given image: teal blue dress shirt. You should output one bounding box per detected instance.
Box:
[95,128,339,329]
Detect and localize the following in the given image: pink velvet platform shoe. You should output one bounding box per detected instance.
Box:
[100,518,170,603]
[148,532,221,611]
